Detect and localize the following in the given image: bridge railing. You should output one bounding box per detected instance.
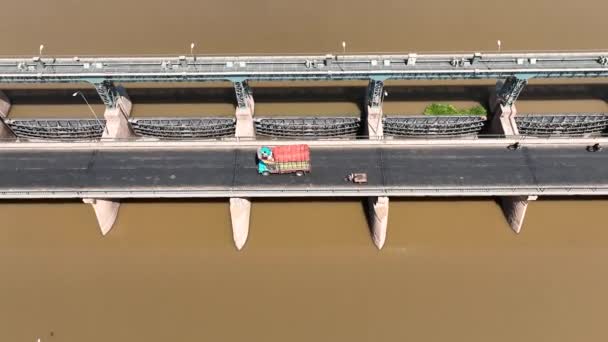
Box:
[3,184,608,199]
[2,133,608,144]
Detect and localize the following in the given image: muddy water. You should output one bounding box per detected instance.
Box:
[1,0,608,340]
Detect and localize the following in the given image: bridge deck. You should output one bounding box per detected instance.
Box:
[0,146,606,198]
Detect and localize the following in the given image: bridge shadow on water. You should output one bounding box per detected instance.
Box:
[3,83,608,109]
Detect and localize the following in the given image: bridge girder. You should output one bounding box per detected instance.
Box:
[367,80,385,109]
[496,76,528,107]
[92,80,121,108]
[233,81,253,109]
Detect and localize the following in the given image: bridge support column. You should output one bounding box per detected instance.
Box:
[83,198,121,236]
[0,91,15,139]
[500,195,537,234]
[490,102,519,136]
[84,82,133,235]
[489,76,528,136]
[230,197,251,250]
[365,80,384,138]
[94,81,134,139]
[368,196,389,249]
[234,81,255,138]
[231,81,254,249]
[364,80,389,248]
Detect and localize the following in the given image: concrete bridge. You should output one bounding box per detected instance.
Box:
[0,51,607,250]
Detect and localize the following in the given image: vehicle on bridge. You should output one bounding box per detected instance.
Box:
[345,173,368,184]
[257,144,311,176]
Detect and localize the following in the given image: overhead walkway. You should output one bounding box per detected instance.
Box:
[1,52,608,83]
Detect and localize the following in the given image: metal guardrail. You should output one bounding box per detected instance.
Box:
[5,119,105,139]
[7,115,608,141]
[254,117,360,137]
[516,114,608,136]
[383,115,486,137]
[3,133,608,143]
[0,51,607,83]
[129,117,235,138]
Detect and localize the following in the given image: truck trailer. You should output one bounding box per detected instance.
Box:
[257,144,311,176]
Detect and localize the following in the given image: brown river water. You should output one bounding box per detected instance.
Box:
[1,0,608,341]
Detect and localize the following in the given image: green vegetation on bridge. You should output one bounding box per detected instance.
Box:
[423,103,487,116]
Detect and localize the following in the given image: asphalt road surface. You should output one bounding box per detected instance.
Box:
[0,146,606,193]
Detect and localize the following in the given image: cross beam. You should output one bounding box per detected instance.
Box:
[234,81,253,110]
[496,76,528,107]
[93,80,121,108]
[367,80,385,108]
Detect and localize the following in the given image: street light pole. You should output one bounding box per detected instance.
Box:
[72,91,108,136]
[375,90,388,136]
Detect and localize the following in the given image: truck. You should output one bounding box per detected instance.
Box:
[257,144,311,176]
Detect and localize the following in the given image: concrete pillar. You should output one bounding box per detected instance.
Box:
[366,105,384,138]
[490,101,519,136]
[235,106,255,138]
[500,195,537,234]
[85,85,133,235]
[234,81,255,138]
[0,91,15,139]
[230,197,251,250]
[231,81,254,247]
[364,80,388,248]
[102,91,134,139]
[83,198,121,236]
[368,196,389,249]
[490,82,535,234]
[488,76,528,136]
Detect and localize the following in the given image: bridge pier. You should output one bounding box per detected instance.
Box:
[234,81,255,138]
[364,80,389,248]
[83,198,121,235]
[0,91,15,139]
[488,77,538,233]
[368,196,389,249]
[84,82,133,235]
[489,76,528,136]
[94,82,134,139]
[490,102,519,136]
[365,80,385,138]
[231,80,255,249]
[500,196,537,233]
[230,197,251,250]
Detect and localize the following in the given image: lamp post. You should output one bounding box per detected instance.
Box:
[342,41,346,54]
[497,40,502,52]
[190,42,196,61]
[72,91,107,136]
